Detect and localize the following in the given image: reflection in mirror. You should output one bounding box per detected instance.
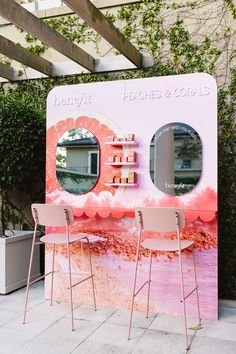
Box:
[56,128,99,194]
[150,123,202,196]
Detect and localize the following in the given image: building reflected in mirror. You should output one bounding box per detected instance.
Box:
[56,128,99,194]
[150,123,202,196]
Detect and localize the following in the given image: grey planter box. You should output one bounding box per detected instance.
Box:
[0,230,41,294]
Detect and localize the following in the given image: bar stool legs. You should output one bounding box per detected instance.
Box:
[23,225,37,324]
[67,240,74,331]
[128,233,142,340]
[50,244,55,306]
[192,248,201,326]
[178,247,189,351]
[178,246,202,352]
[146,250,152,318]
[87,238,97,311]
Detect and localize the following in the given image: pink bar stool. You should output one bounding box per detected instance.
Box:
[23,203,105,331]
[128,207,201,352]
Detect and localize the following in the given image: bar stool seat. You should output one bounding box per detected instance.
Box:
[142,238,194,251]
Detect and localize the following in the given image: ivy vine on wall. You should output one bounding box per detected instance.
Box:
[0,95,45,234]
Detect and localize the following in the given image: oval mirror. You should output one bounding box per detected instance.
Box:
[149,122,202,196]
[56,128,99,194]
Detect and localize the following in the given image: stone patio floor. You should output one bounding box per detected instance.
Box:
[0,281,236,354]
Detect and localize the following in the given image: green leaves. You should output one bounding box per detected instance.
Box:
[26,43,48,55]
[225,0,236,19]
[0,95,46,194]
[218,68,236,299]
[45,16,93,45]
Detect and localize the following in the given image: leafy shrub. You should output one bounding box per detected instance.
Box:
[0,95,46,231]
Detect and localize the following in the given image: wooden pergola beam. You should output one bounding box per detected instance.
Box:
[0,0,95,72]
[0,35,54,77]
[63,0,142,68]
[0,62,14,81]
[0,0,141,26]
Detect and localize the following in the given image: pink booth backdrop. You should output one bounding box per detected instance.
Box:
[46,74,217,320]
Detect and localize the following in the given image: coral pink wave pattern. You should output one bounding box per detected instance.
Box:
[46,116,121,196]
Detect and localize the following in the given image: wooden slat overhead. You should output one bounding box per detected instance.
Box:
[0,35,54,77]
[0,0,141,26]
[0,0,146,81]
[0,62,14,81]
[0,0,95,72]
[63,0,142,68]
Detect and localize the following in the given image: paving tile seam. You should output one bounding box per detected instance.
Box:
[141,328,195,338]
[130,312,160,352]
[131,329,198,354]
[103,310,160,329]
[12,304,81,354]
[105,321,156,330]
[1,298,52,329]
[0,315,22,328]
[194,333,236,343]
[70,308,119,353]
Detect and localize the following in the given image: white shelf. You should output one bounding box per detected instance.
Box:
[105,183,137,187]
[104,141,138,146]
[105,162,138,166]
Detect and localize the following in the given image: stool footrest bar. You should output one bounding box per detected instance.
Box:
[181,286,198,302]
[70,275,93,289]
[29,271,53,285]
[134,280,149,297]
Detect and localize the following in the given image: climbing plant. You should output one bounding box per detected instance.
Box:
[0,0,235,297]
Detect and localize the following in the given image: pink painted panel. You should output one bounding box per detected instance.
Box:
[46,74,217,320]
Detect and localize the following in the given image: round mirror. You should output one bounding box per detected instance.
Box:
[149,123,202,196]
[56,128,99,194]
